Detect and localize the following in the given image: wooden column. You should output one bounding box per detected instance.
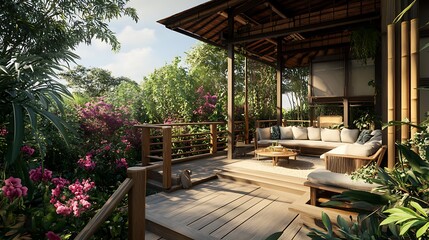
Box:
[401,21,410,142]
[210,123,218,154]
[410,18,419,139]
[227,9,235,159]
[127,167,146,240]
[162,127,172,189]
[276,37,283,125]
[343,99,349,128]
[244,57,250,144]
[387,24,396,169]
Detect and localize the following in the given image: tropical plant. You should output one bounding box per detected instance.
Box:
[308,119,429,240]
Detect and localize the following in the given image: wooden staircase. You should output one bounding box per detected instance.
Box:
[216,167,309,197]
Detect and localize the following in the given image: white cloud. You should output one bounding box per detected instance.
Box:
[103,47,154,82]
[117,26,156,47]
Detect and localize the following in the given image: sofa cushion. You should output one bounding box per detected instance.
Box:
[307,127,321,140]
[369,129,382,143]
[270,126,280,140]
[279,126,293,139]
[321,128,341,142]
[341,128,360,143]
[307,169,379,191]
[292,126,308,140]
[356,130,372,144]
[320,142,381,159]
[257,127,271,140]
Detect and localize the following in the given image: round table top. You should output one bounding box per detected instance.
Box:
[255,148,298,158]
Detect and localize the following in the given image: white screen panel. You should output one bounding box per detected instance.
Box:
[312,61,344,97]
[349,59,375,96]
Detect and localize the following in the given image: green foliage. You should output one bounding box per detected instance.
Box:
[61,65,135,97]
[142,57,198,123]
[106,81,147,122]
[309,118,429,239]
[350,27,380,64]
[282,67,309,120]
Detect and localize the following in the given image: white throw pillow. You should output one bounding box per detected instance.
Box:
[257,127,271,140]
[320,128,341,142]
[341,128,360,143]
[279,126,293,139]
[307,127,321,140]
[292,126,308,140]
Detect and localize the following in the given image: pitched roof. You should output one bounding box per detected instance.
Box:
[158,0,381,68]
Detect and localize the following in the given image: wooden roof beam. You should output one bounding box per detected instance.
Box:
[229,13,379,44]
[218,11,248,25]
[265,0,294,19]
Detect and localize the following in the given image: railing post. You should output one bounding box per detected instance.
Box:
[127,167,146,240]
[141,127,150,166]
[210,123,218,154]
[162,127,172,189]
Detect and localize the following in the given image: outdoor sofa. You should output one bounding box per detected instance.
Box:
[254,126,386,173]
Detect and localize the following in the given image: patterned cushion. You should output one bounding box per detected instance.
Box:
[356,130,372,144]
[270,126,281,140]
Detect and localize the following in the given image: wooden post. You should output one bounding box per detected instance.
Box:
[343,99,349,128]
[210,123,218,154]
[162,127,172,189]
[410,18,419,140]
[387,24,396,169]
[276,37,283,126]
[227,8,235,160]
[244,57,250,144]
[127,167,146,240]
[401,21,410,142]
[141,127,150,166]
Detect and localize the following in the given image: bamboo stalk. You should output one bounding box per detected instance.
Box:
[387,24,395,169]
[410,18,419,139]
[401,21,410,142]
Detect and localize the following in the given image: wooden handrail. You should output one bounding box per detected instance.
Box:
[75,167,146,240]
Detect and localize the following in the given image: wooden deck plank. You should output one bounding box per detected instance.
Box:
[223,200,298,240]
[189,188,270,231]
[210,195,279,238]
[151,184,260,220]
[278,215,304,240]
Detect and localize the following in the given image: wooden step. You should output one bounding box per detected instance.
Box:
[216,169,308,195]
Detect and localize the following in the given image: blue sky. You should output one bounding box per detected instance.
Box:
[73,0,208,83]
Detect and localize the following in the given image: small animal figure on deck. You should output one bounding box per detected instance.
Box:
[178,169,192,189]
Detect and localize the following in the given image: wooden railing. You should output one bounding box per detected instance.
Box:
[135,122,229,189]
[75,167,147,240]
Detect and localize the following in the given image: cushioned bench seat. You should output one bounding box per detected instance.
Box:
[257,139,347,154]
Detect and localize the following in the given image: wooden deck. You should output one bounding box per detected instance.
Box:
[146,179,310,240]
[143,150,328,239]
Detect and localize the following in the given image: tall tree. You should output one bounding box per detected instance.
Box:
[0,0,138,173]
[283,67,309,120]
[142,57,198,123]
[61,65,134,97]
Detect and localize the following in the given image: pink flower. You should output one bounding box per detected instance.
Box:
[77,154,96,171]
[51,177,70,188]
[115,158,128,169]
[29,166,52,182]
[0,128,7,136]
[45,231,61,240]
[21,145,35,156]
[1,177,28,201]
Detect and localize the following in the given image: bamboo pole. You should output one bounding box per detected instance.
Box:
[162,127,172,189]
[410,18,419,139]
[387,24,395,169]
[401,21,410,142]
[227,9,235,160]
[128,167,147,240]
[244,57,250,144]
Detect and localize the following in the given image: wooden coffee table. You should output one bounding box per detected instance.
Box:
[255,148,299,166]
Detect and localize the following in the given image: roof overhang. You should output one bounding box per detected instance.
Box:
[158,0,381,68]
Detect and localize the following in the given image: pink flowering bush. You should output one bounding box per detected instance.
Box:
[193,86,220,121]
[1,177,28,201]
[29,166,53,182]
[21,145,35,156]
